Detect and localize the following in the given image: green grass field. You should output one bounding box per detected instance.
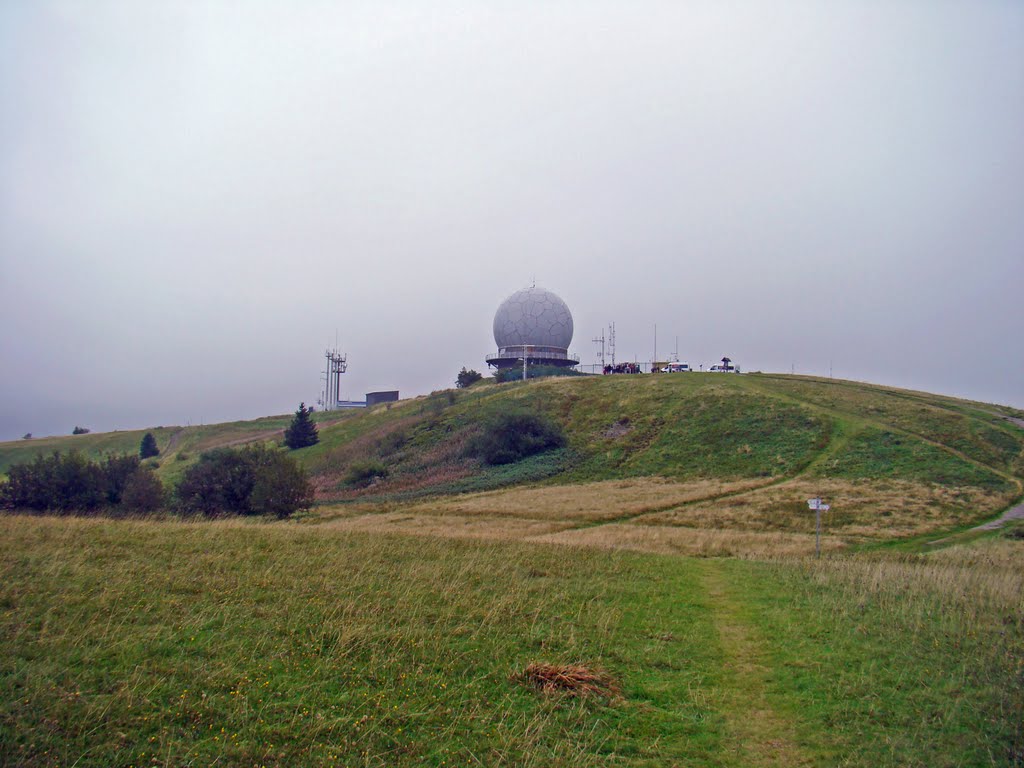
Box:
[2,373,1023,765]
[1,517,1021,767]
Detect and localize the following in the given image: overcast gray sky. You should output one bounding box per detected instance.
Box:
[1,1,1022,441]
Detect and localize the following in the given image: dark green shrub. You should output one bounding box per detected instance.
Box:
[346,460,389,488]
[465,411,566,466]
[102,454,142,505]
[176,444,313,517]
[0,451,137,512]
[176,448,254,515]
[251,453,315,518]
[376,429,408,457]
[456,367,483,388]
[121,468,166,513]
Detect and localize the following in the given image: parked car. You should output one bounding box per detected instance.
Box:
[661,363,691,373]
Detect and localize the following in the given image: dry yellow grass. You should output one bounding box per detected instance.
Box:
[635,478,1007,541]
[928,535,1024,574]
[527,523,845,559]
[789,538,1024,629]
[304,476,1010,557]
[318,510,575,540]
[399,477,770,523]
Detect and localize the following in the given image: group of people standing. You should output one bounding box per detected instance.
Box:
[603,363,642,375]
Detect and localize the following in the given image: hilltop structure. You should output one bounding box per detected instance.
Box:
[486,286,579,370]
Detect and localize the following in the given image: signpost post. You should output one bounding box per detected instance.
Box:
[807,497,831,558]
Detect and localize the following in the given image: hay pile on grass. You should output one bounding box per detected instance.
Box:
[521,663,620,698]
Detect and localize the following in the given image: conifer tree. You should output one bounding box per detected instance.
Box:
[283,402,319,450]
[139,432,160,459]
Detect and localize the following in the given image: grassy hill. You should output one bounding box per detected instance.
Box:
[288,373,1021,550]
[2,373,1022,550]
[2,373,1023,766]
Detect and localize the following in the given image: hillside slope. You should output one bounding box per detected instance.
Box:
[297,373,1024,551]
[294,373,1021,495]
[2,373,1021,548]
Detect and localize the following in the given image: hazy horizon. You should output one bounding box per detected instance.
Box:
[2,1,1022,442]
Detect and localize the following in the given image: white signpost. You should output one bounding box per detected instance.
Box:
[807,497,831,558]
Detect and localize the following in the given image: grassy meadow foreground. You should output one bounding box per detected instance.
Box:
[2,516,1022,767]
[2,373,1024,765]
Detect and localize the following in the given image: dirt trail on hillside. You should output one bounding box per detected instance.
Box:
[972,499,1024,531]
[162,428,186,454]
[699,561,814,768]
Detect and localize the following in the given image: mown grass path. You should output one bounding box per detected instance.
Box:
[697,560,813,768]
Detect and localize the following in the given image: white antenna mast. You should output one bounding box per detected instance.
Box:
[592,329,606,369]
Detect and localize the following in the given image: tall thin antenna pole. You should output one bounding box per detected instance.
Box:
[654,324,657,368]
[592,330,605,369]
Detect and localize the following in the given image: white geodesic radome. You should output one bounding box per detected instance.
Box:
[493,287,574,351]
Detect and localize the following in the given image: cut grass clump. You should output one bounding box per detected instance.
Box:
[521,662,621,699]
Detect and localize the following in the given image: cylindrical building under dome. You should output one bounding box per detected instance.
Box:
[485,286,579,370]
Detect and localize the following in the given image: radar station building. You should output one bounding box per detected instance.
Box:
[486,286,579,370]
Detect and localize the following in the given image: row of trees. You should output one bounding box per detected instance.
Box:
[0,445,314,519]
[1,452,164,513]
[1,404,320,518]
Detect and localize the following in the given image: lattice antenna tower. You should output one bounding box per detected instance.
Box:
[608,322,616,367]
[323,348,348,410]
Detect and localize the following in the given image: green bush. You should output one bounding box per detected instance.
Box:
[456,367,483,388]
[465,411,566,466]
[176,445,313,517]
[250,453,315,518]
[345,460,389,488]
[120,467,166,513]
[0,451,158,514]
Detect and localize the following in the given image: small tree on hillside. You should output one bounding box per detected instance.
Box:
[456,367,483,388]
[284,402,319,450]
[140,432,160,459]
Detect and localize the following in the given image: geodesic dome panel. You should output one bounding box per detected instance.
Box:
[493,287,574,350]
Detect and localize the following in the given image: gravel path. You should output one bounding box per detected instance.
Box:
[972,499,1024,531]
